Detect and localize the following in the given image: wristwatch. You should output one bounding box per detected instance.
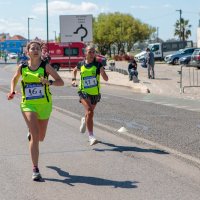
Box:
[49,80,54,85]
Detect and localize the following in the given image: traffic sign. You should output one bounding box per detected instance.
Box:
[60,15,93,43]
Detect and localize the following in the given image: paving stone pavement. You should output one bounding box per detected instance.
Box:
[59,61,200,100]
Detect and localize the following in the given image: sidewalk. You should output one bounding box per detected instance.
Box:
[59,61,200,100]
[3,61,200,100]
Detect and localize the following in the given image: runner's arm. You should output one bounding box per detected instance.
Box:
[45,64,64,86]
[7,66,21,100]
[71,66,79,86]
[100,66,108,81]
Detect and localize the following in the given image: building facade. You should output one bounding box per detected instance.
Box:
[0,39,28,54]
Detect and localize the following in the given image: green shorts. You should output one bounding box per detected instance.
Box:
[20,102,52,120]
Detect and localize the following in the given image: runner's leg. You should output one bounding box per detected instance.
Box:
[80,98,96,134]
[22,112,40,167]
[38,119,49,141]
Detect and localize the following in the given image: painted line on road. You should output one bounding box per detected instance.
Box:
[53,105,200,166]
[117,130,200,166]
[103,92,200,113]
[53,95,78,100]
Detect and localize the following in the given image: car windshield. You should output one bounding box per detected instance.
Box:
[178,49,184,54]
[193,50,200,55]
[148,44,153,49]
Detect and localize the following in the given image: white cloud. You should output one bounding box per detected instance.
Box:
[0,19,24,33]
[0,18,45,39]
[33,1,98,15]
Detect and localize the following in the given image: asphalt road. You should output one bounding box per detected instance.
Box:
[1,91,200,200]
[1,63,200,200]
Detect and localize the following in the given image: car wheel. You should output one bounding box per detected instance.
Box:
[172,58,179,65]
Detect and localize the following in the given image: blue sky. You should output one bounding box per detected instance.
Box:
[0,0,199,42]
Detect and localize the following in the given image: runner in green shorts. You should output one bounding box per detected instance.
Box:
[72,44,108,146]
[20,103,52,119]
[7,41,64,181]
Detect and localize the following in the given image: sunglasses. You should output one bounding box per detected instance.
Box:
[88,50,95,53]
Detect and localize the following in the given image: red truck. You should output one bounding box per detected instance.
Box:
[48,42,106,71]
[48,42,86,71]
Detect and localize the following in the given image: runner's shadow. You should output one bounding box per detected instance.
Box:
[95,141,169,154]
[44,166,138,188]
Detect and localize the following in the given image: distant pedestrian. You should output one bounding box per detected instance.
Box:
[128,57,138,81]
[71,44,108,146]
[7,41,64,181]
[19,52,29,64]
[41,42,51,63]
[146,48,155,79]
[4,53,7,63]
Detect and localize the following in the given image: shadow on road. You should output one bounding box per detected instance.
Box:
[44,166,138,188]
[94,141,169,155]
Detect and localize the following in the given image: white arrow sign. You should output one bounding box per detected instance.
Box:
[60,15,93,43]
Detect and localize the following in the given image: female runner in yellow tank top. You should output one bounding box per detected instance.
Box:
[7,41,64,181]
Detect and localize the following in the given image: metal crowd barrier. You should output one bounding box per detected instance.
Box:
[179,64,200,93]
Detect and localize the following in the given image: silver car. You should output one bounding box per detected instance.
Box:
[164,48,196,65]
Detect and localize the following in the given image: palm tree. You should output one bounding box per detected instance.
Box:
[174,18,192,41]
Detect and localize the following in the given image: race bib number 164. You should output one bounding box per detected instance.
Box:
[25,83,44,100]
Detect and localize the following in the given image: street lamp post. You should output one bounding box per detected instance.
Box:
[53,31,56,41]
[46,0,49,50]
[176,9,182,41]
[28,17,33,42]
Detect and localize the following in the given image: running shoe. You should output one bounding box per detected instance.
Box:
[89,136,98,146]
[27,132,31,141]
[32,168,42,181]
[80,117,86,133]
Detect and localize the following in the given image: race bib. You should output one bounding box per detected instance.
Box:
[83,76,97,88]
[25,83,44,100]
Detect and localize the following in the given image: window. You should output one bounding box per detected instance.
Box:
[151,45,159,52]
[188,49,194,54]
[162,44,172,51]
[64,47,79,56]
[171,43,178,50]
[162,41,193,52]
[11,43,16,48]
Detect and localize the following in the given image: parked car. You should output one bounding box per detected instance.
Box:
[178,54,191,65]
[164,48,196,65]
[189,48,200,67]
[134,51,146,62]
[8,52,18,59]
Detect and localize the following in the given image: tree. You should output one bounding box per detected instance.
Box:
[174,18,192,41]
[93,12,155,56]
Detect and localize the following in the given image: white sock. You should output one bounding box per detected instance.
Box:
[89,131,93,136]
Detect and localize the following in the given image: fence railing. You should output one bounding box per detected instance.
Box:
[179,64,200,93]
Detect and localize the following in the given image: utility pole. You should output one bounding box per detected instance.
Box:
[53,31,56,41]
[157,27,159,42]
[46,0,49,51]
[176,9,182,41]
[28,17,33,42]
